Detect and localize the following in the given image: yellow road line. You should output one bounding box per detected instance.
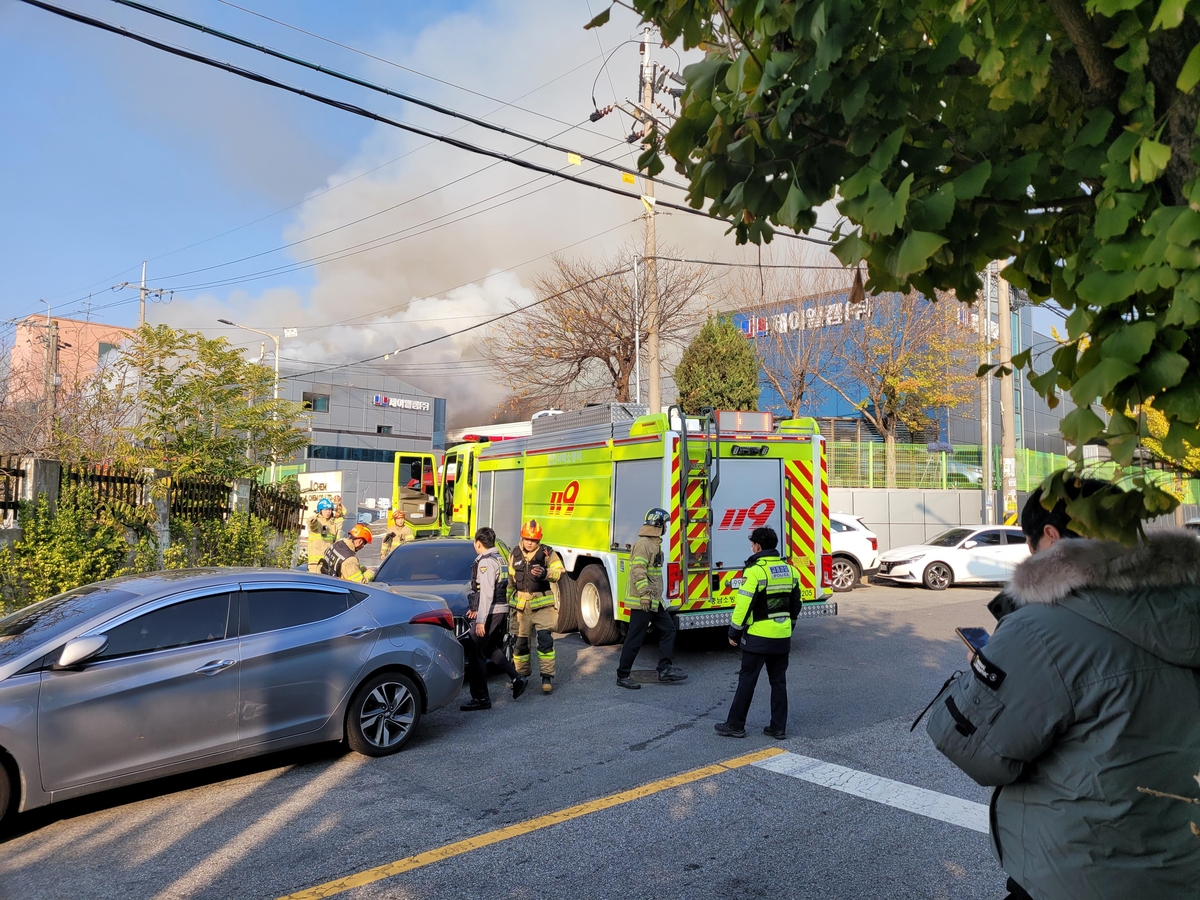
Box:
[278,747,784,900]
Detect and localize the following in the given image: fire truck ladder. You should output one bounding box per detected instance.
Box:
[670,405,720,601]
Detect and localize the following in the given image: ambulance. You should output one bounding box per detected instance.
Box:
[460,403,836,645]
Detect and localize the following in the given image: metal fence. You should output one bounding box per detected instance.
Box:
[169,475,232,521]
[0,455,25,513]
[826,442,1200,498]
[60,462,149,507]
[250,482,305,533]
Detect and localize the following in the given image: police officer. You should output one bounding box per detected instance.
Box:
[508,519,564,694]
[380,510,415,561]
[460,527,527,711]
[616,508,688,689]
[715,526,801,739]
[306,498,339,573]
[320,524,376,583]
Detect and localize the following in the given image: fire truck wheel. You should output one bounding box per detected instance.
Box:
[554,575,580,633]
[575,564,620,645]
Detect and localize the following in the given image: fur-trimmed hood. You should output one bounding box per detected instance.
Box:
[1008,530,1200,667]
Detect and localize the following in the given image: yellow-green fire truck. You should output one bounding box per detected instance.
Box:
[460,404,835,645]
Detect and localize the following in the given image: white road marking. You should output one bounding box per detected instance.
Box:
[753,751,990,833]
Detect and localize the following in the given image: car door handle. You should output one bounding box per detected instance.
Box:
[345,626,376,639]
[195,659,237,675]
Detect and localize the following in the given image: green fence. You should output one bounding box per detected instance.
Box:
[826,442,1199,498]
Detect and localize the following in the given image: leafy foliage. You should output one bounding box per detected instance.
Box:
[602,0,1200,540]
[0,482,157,614]
[165,513,296,570]
[674,316,761,412]
[114,325,309,479]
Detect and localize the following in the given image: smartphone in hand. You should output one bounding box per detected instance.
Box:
[955,627,991,653]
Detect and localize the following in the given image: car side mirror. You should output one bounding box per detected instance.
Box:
[54,635,108,670]
[962,540,978,549]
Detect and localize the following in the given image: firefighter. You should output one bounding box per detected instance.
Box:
[380,510,415,561]
[715,525,802,740]
[305,498,339,574]
[616,508,688,689]
[508,519,564,694]
[321,524,376,583]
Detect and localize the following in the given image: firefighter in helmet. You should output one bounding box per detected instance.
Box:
[508,519,565,694]
[616,507,688,689]
[321,524,376,583]
[306,498,339,573]
[381,510,415,561]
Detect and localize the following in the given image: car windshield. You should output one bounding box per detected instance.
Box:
[0,585,138,664]
[376,542,477,583]
[926,528,976,548]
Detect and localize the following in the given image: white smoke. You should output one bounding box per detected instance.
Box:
[150,0,844,425]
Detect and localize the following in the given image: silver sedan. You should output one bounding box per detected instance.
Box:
[0,568,464,826]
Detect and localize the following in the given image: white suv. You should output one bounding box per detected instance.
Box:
[829,513,880,592]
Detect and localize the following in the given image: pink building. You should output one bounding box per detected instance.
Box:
[7,316,135,404]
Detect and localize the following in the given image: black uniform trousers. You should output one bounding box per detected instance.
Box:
[617,606,677,678]
[463,611,517,701]
[726,642,789,731]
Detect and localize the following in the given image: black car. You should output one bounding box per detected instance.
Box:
[374,538,509,639]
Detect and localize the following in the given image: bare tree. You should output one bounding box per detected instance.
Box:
[483,245,714,409]
[818,291,980,488]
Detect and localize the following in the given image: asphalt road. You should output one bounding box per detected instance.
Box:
[0,582,1009,900]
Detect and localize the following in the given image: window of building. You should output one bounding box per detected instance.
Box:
[302,392,330,413]
[307,445,394,464]
[97,341,120,367]
[376,425,393,435]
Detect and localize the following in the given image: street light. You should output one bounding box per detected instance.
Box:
[218,318,282,482]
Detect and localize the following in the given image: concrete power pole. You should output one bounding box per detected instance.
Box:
[979,265,995,525]
[640,26,661,414]
[139,260,147,327]
[997,274,1018,525]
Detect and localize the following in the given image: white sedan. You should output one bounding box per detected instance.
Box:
[874,526,1030,590]
[829,513,880,591]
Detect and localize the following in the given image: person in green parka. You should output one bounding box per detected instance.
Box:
[927,481,1200,900]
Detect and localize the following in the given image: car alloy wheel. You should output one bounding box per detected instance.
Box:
[347,672,422,757]
[923,562,952,591]
[830,557,859,592]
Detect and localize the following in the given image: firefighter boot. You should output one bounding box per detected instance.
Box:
[541,676,553,694]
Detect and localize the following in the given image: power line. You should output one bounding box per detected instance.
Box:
[106,0,695,197]
[18,0,833,248]
[213,0,616,138]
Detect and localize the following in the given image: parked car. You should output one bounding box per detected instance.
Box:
[0,569,463,827]
[373,538,484,638]
[828,513,880,592]
[874,526,1029,590]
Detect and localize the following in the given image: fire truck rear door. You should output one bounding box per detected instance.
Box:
[710,458,784,569]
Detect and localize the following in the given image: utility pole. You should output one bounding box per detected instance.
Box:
[38,300,59,445]
[997,274,1018,525]
[115,264,171,327]
[633,256,641,405]
[640,25,661,414]
[979,264,995,524]
[140,260,147,327]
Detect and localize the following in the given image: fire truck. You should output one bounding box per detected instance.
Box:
[460,403,836,645]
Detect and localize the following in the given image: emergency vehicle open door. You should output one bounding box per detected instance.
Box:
[392,452,440,535]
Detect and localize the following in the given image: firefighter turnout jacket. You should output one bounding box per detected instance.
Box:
[321,539,373,583]
[508,543,563,610]
[731,551,802,641]
[380,522,415,560]
[306,514,339,564]
[628,526,665,610]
